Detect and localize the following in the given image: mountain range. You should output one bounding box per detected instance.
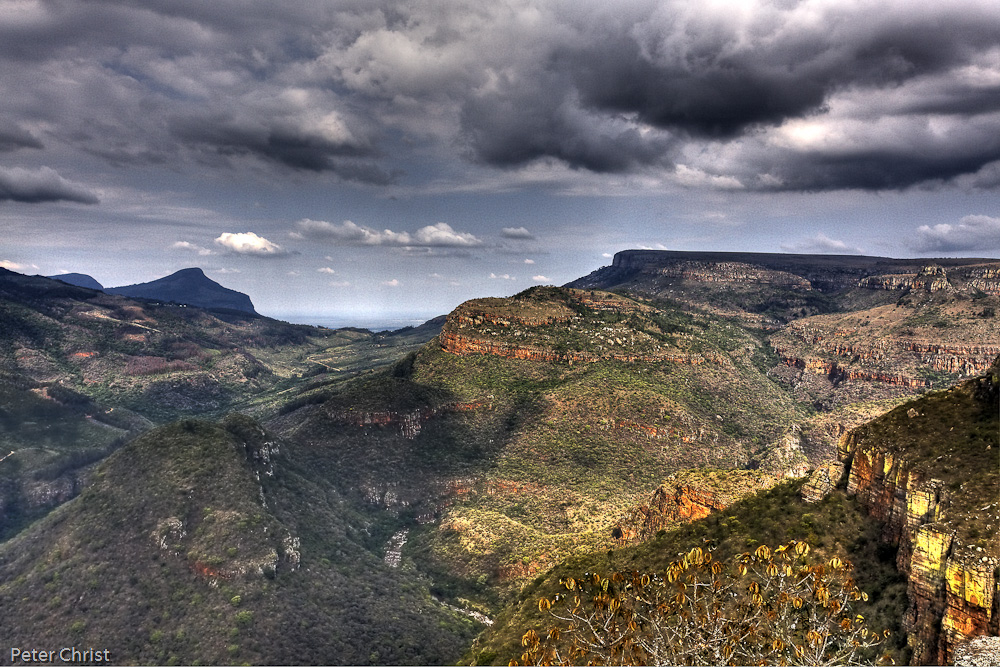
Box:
[48,267,258,314]
[2,251,998,666]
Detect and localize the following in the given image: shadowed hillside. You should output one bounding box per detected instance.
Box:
[0,414,477,665]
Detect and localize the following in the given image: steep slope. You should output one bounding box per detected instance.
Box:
[106,267,257,314]
[471,358,999,667]
[570,250,1000,422]
[271,286,810,615]
[0,414,477,664]
[470,478,913,665]
[836,358,1000,664]
[770,282,999,408]
[570,250,1000,322]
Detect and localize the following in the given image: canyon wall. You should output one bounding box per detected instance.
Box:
[839,431,999,665]
[439,328,706,366]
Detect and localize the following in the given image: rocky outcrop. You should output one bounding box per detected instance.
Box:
[650,261,813,288]
[839,416,999,664]
[858,274,917,290]
[800,461,844,503]
[615,469,776,541]
[775,350,928,387]
[773,329,1000,382]
[856,265,951,292]
[326,399,488,439]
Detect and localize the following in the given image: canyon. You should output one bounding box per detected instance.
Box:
[2,254,998,666]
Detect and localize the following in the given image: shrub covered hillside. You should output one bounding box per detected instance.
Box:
[469,358,1000,667]
[468,479,912,666]
[0,268,441,544]
[269,286,813,620]
[0,414,477,665]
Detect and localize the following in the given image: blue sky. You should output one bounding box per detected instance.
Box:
[2,0,1000,322]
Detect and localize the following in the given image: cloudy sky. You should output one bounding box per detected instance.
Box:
[3,0,1000,324]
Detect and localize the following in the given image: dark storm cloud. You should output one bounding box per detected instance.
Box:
[167,114,395,183]
[460,74,676,173]
[455,1,1000,189]
[0,167,98,204]
[570,11,1000,139]
[4,0,1000,195]
[0,122,42,151]
[749,143,1000,192]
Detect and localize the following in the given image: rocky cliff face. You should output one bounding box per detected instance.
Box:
[326,399,489,440]
[649,261,812,287]
[837,365,999,665]
[858,265,952,293]
[615,469,777,541]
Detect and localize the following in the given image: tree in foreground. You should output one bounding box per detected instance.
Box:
[513,541,891,666]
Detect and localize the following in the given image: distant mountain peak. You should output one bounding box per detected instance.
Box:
[173,267,207,277]
[106,267,257,314]
[46,272,104,290]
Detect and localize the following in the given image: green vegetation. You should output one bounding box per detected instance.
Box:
[4,261,997,665]
[845,365,1000,545]
[268,287,811,612]
[515,541,891,666]
[0,415,477,664]
[470,479,912,665]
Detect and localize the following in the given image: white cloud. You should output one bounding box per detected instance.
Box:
[214,231,286,256]
[214,268,240,274]
[602,252,613,258]
[912,214,1000,252]
[382,278,401,286]
[287,271,300,276]
[502,226,535,240]
[780,233,862,255]
[671,165,744,190]
[1,259,29,271]
[532,275,551,282]
[171,241,215,256]
[490,273,515,280]
[317,267,336,274]
[294,219,482,247]
[523,258,535,264]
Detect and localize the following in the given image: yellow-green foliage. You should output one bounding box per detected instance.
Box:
[515,541,890,667]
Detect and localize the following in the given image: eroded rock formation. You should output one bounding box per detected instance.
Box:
[838,401,999,664]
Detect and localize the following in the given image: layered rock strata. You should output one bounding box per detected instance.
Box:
[440,328,704,365]
[839,411,999,664]
[326,399,488,440]
[615,469,775,541]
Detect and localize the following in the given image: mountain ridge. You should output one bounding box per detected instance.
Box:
[46,272,104,290]
[106,267,257,314]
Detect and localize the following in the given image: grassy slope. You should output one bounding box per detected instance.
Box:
[0,271,441,544]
